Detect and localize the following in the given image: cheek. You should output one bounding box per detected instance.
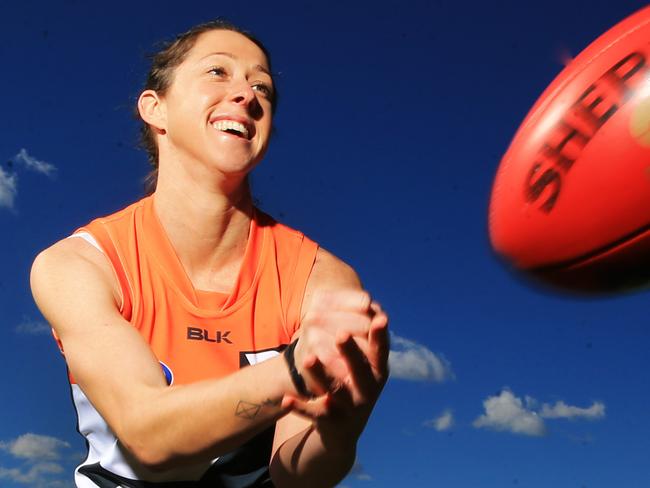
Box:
[166,97,211,142]
[258,114,274,140]
[169,86,213,118]
[255,125,273,154]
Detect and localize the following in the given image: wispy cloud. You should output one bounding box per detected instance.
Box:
[473,389,546,436]
[0,434,72,487]
[14,149,57,178]
[348,462,372,481]
[16,318,51,336]
[473,390,606,437]
[540,400,605,420]
[1,149,58,211]
[388,334,453,382]
[0,167,17,209]
[0,433,71,461]
[0,462,65,485]
[424,409,454,431]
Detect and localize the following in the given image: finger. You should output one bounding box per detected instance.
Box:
[349,335,372,360]
[336,332,377,402]
[302,355,339,397]
[369,311,390,377]
[319,354,351,382]
[369,300,383,319]
[341,324,384,370]
[326,379,354,415]
[282,394,330,420]
[369,311,389,351]
[336,310,374,336]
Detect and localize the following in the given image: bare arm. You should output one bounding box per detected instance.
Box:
[31,237,299,470]
[269,248,390,487]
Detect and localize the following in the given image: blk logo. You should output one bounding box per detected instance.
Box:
[186,327,233,344]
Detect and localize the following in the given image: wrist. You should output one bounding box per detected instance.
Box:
[283,340,314,398]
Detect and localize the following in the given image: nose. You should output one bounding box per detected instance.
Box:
[228,78,256,107]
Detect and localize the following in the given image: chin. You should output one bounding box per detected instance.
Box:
[212,149,266,174]
[208,156,260,178]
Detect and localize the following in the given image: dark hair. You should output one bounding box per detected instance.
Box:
[136,19,277,194]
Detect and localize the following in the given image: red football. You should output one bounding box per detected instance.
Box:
[489,6,650,293]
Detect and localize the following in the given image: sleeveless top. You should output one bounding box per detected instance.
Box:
[62,195,319,488]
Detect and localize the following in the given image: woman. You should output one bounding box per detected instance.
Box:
[30,20,389,487]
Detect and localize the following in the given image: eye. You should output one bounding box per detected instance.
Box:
[252,82,274,99]
[208,66,227,77]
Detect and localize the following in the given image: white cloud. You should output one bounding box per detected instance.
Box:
[525,395,538,410]
[0,462,64,486]
[348,462,372,481]
[14,149,57,178]
[424,409,454,431]
[48,482,74,488]
[388,334,453,382]
[0,433,70,461]
[0,434,73,487]
[1,149,57,211]
[540,400,605,420]
[16,318,51,335]
[473,389,546,436]
[0,167,17,209]
[473,390,607,437]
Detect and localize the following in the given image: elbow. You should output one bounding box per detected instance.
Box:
[116,400,228,472]
[124,438,220,473]
[114,391,191,471]
[119,419,210,472]
[118,419,176,472]
[121,435,171,472]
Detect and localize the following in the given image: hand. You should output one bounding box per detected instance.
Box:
[283,303,389,450]
[293,289,375,391]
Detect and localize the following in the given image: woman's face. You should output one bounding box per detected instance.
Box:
[159,29,274,178]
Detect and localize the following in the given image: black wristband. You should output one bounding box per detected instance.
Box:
[283,340,314,398]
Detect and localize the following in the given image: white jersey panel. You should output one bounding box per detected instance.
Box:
[71,385,214,485]
[67,232,104,253]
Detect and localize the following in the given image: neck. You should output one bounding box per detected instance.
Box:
[152,163,254,292]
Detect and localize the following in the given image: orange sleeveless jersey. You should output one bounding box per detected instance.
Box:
[76,194,317,385]
[63,195,319,487]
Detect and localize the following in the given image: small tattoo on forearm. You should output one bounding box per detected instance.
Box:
[235,398,281,420]
[236,401,262,420]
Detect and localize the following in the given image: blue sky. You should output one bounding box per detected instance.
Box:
[1,1,649,487]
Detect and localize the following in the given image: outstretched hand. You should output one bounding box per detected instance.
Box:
[293,288,377,387]
[283,301,389,450]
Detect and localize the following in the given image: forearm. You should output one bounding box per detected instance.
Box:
[269,425,357,488]
[119,354,293,469]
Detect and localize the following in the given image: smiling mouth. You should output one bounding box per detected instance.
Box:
[212,120,250,140]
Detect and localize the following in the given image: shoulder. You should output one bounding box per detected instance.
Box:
[32,236,111,279]
[300,248,363,321]
[31,198,148,307]
[309,248,362,291]
[31,236,121,312]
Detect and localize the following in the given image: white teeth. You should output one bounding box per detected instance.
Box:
[212,120,249,138]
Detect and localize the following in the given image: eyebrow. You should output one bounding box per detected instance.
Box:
[200,51,271,76]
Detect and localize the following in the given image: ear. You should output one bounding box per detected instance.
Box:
[138,89,167,134]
